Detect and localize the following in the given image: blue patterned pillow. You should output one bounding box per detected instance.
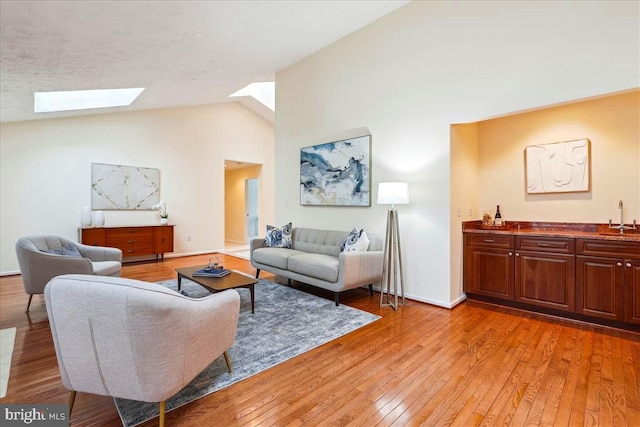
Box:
[341,228,370,252]
[43,244,82,257]
[265,222,292,248]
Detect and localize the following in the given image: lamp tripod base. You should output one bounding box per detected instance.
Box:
[380,208,405,310]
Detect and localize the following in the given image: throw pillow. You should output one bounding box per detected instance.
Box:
[264,222,292,248]
[43,244,82,257]
[341,228,370,252]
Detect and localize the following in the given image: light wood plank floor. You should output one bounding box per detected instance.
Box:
[1,253,639,426]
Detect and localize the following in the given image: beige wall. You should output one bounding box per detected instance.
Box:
[276,1,639,307]
[476,90,640,222]
[224,165,262,244]
[0,103,275,273]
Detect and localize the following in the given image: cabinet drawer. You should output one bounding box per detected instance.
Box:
[516,236,574,254]
[118,242,154,256]
[465,234,514,249]
[107,228,153,246]
[576,239,640,259]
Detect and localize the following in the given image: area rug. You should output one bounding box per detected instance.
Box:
[0,327,17,398]
[115,278,380,427]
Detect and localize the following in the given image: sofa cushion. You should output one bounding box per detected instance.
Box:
[253,247,305,270]
[292,228,348,257]
[92,261,122,276]
[287,253,339,283]
[265,222,292,248]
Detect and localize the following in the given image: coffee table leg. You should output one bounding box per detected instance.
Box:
[250,284,255,314]
[177,274,182,291]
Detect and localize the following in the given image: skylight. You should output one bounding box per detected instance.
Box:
[229,82,275,111]
[34,88,145,113]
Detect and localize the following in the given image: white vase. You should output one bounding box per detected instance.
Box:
[160,218,168,225]
[81,207,92,226]
[94,211,105,226]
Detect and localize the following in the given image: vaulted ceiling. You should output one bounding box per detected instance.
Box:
[0,1,409,123]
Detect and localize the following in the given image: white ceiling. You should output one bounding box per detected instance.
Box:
[0,1,410,124]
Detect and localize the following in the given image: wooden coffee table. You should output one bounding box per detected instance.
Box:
[175,266,258,313]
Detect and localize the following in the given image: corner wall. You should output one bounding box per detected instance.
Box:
[0,103,275,273]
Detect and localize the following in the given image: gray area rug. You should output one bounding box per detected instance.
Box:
[114,278,380,427]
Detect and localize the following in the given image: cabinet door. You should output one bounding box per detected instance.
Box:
[515,251,575,312]
[154,226,174,254]
[576,256,624,321]
[464,247,514,300]
[625,259,640,325]
[81,228,106,246]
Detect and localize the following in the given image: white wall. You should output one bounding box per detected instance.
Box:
[275,1,640,307]
[0,102,275,274]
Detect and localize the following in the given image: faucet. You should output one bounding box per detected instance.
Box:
[609,200,637,234]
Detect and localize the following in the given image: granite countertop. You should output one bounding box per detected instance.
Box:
[463,221,640,243]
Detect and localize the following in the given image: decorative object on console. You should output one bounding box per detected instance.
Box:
[264,222,292,248]
[81,206,92,226]
[152,201,168,224]
[377,182,409,310]
[93,210,105,226]
[525,138,590,194]
[91,162,160,210]
[300,134,371,206]
[341,228,370,252]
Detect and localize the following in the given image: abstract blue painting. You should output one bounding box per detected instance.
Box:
[300,135,371,206]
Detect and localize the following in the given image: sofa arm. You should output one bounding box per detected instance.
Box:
[337,250,384,289]
[250,238,265,255]
[75,242,123,262]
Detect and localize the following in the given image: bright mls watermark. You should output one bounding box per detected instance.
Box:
[1,404,69,426]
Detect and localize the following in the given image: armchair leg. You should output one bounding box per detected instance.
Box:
[68,390,77,416]
[335,292,339,306]
[159,401,166,427]
[25,294,33,313]
[255,269,261,279]
[223,350,233,374]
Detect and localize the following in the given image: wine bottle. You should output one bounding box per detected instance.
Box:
[494,205,502,226]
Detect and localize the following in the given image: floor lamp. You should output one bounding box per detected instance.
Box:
[377,182,409,310]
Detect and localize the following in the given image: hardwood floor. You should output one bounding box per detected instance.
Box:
[1,253,639,426]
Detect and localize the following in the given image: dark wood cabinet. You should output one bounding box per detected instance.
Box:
[514,237,575,312]
[576,255,624,321]
[464,234,514,300]
[627,260,640,325]
[576,239,640,325]
[80,225,174,261]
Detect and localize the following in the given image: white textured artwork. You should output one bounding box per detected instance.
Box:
[91,163,160,209]
[525,139,590,194]
[300,135,371,206]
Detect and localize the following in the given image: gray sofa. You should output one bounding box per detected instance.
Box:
[250,227,383,305]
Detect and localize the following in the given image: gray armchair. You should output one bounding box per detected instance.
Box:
[45,274,241,427]
[15,235,122,312]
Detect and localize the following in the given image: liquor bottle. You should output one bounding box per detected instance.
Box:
[494,205,502,226]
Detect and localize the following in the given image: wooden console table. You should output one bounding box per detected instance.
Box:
[79,225,174,261]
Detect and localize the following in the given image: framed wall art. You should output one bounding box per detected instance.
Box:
[91,163,160,209]
[300,135,371,206]
[525,138,590,194]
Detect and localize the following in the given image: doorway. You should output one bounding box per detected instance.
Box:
[224,161,262,256]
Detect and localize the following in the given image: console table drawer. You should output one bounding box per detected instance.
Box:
[80,225,174,260]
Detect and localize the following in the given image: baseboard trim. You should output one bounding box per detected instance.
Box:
[0,270,20,277]
[370,285,465,309]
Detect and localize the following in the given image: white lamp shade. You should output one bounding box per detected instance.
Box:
[377,182,410,205]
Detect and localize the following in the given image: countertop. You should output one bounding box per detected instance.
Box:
[463,221,640,243]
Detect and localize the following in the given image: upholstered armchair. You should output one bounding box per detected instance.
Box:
[15,235,122,312]
[45,274,241,427]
